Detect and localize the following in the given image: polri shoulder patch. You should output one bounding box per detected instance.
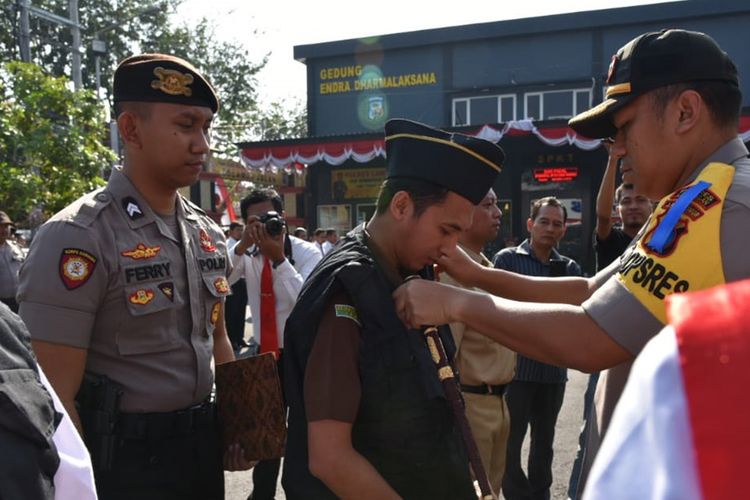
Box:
[59,248,97,290]
[334,304,361,326]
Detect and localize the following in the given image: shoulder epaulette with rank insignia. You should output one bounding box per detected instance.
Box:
[181,195,207,216]
[56,188,112,228]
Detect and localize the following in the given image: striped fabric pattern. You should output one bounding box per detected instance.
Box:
[492,239,582,383]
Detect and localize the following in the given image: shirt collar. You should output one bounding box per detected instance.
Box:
[361,223,403,289]
[516,238,562,263]
[458,243,492,267]
[685,137,749,184]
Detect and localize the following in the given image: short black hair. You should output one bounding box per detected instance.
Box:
[113,101,153,119]
[530,196,567,223]
[375,177,450,217]
[229,222,243,231]
[239,188,283,221]
[650,81,741,130]
[615,183,635,204]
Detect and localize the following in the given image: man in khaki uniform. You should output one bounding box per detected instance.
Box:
[438,187,515,496]
[18,54,251,500]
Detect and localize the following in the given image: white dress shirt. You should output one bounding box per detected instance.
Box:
[226,236,241,285]
[584,327,701,500]
[228,235,321,346]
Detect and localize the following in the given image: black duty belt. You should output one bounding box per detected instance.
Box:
[117,401,216,440]
[460,383,507,396]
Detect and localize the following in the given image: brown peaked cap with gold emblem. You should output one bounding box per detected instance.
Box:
[113,53,219,113]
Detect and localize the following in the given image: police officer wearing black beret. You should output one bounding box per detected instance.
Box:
[18,53,253,499]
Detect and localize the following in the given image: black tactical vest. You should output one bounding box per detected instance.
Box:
[282,226,475,500]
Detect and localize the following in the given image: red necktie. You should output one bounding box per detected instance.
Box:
[260,257,280,357]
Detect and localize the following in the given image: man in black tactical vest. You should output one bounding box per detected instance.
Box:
[282,118,504,499]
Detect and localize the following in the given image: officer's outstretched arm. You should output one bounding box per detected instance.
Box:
[437,245,597,305]
[394,280,631,373]
[32,340,87,435]
[308,420,401,500]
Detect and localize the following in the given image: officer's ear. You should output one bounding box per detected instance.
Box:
[117,111,142,149]
[673,89,702,136]
[390,190,414,222]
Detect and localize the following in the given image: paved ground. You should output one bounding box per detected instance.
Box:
[224,314,588,500]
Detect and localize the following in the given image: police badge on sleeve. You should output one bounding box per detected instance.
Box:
[59,248,97,290]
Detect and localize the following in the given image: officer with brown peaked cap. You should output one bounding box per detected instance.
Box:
[19,53,252,500]
[282,118,503,499]
[393,28,750,497]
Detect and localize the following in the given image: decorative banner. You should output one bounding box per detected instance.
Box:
[331,168,386,201]
[240,117,750,171]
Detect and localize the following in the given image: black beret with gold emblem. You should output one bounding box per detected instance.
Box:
[113,53,219,113]
[384,119,504,205]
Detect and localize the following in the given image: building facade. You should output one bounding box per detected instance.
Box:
[238,1,750,272]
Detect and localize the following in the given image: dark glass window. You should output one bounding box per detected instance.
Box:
[500,96,515,122]
[526,94,541,120]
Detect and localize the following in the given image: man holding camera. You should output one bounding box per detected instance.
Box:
[228,188,321,500]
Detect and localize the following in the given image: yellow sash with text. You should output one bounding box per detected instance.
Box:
[617,162,734,324]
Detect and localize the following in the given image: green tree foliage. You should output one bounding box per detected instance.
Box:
[0,61,112,225]
[0,0,178,95]
[246,98,308,141]
[1,1,307,151]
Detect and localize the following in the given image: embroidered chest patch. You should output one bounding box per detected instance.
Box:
[121,243,161,260]
[129,288,155,305]
[199,229,216,252]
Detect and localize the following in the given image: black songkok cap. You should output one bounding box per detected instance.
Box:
[113,53,219,113]
[569,29,738,139]
[384,119,504,205]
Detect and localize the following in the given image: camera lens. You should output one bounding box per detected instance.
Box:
[265,217,284,236]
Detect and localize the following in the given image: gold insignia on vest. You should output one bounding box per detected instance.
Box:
[210,301,221,325]
[214,277,229,295]
[151,67,194,97]
[121,243,161,260]
[129,288,155,305]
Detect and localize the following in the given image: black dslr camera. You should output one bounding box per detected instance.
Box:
[258,211,285,236]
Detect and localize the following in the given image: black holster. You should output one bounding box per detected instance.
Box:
[75,372,123,472]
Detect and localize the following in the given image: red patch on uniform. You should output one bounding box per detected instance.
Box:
[214,277,229,295]
[199,229,216,252]
[59,248,97,290]
[129,289,155,305]
[210,301,221,325]
[121,243,161,260]
[606,55,618,85]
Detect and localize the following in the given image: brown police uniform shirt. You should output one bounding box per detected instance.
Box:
[439,246,516,386]
[18,168,230,412]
